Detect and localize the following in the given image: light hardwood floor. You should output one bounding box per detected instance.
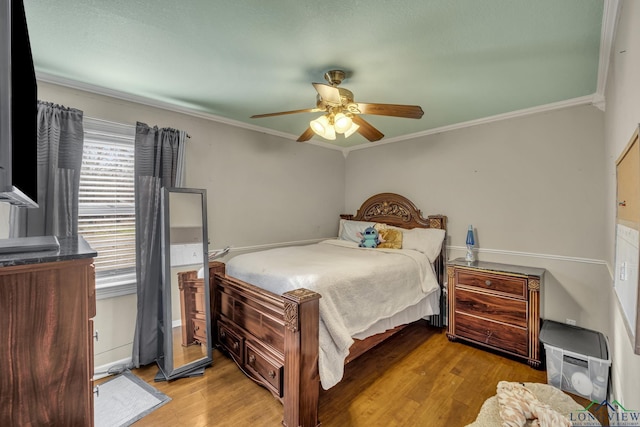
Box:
[126,321,585,426]
[171,326,208,368]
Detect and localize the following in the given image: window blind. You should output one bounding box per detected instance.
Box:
[78,118,136,282]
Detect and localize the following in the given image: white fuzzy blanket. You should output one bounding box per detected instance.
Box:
[226,239,440,389]
[467,382,592,427]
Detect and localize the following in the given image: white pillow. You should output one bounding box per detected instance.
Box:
[402,228,446,262]
[379,224,445,262]
[338,219,377,243]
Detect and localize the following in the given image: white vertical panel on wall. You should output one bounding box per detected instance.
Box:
[615,224,639,337]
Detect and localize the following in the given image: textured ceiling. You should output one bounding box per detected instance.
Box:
[23,0,606,149]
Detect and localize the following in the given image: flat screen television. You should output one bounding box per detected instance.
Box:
[0,0,38,208]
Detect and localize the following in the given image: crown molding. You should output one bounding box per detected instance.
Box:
[36,72,345,152]
[38,70,600,156]
[593,0,621,112]
[343,94,596,154]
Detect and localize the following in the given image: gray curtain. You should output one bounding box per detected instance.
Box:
[10,101,84,237]
[132,122,186,367]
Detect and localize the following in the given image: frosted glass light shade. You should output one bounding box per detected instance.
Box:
[323,123,336,140]
[310,115,336,140]
[334,113,352,133]
[344,122,360,138]
[310,115,330,135]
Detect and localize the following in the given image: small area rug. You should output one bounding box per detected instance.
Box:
[94,370,170,427]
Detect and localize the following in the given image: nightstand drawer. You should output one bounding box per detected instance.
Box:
[455,288,527,328]
[455,312,529,356]
[456,269,526,298]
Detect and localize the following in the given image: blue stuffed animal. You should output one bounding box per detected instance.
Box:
[358,226,380,248]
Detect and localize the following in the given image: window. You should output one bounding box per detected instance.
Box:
[78,117,136,298]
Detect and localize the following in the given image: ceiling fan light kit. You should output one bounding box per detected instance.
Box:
[251,70,424,143]
[309,110,360,140]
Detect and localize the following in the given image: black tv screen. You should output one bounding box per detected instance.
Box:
[0,0,38,208]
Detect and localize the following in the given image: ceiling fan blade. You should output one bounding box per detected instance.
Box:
[296,127,315,142]
[312,83,341,104]
[251,108,320,119]
[351,116,384,142]
[356,103,424,119]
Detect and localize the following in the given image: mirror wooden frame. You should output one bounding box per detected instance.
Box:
[158,187,212,379]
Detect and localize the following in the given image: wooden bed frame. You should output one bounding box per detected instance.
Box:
[189,193,446,427]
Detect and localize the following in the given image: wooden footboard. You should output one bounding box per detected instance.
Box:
[208,263,427,427]
[209,262,321,427]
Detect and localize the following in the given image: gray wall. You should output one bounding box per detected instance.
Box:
[345,105,609,332]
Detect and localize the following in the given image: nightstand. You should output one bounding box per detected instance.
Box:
[446,258,545,367]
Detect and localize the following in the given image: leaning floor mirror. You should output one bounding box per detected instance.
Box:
[158,187,212,380]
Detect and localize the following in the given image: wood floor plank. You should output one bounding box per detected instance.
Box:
[117,321,588,426]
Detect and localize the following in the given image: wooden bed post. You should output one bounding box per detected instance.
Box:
[282,288,321,427]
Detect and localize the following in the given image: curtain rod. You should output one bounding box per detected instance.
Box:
[85,115,191,138]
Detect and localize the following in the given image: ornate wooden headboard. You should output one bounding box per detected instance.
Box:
[340,192,447,231]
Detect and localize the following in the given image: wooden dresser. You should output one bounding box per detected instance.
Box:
[0,236,97,426]
[447,258,545,367]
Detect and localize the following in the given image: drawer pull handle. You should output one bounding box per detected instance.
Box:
[194,325,200,331]
[485,330,493,343]
[268,370,276,379]
[485,280,492,286]
[249,354,256,364]
[220,331,226,339]
[93,385,100,397]
[233,341,239,350]
[93,330,99,341]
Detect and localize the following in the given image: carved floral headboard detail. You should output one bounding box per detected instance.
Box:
[340,192,446,231]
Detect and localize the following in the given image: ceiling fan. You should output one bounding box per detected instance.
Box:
[250,70,424,142]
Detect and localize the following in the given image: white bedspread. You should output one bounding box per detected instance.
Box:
[226,239,440,389]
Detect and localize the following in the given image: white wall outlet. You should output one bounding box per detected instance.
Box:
[620,261,628,281]
[565,318,577,326]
